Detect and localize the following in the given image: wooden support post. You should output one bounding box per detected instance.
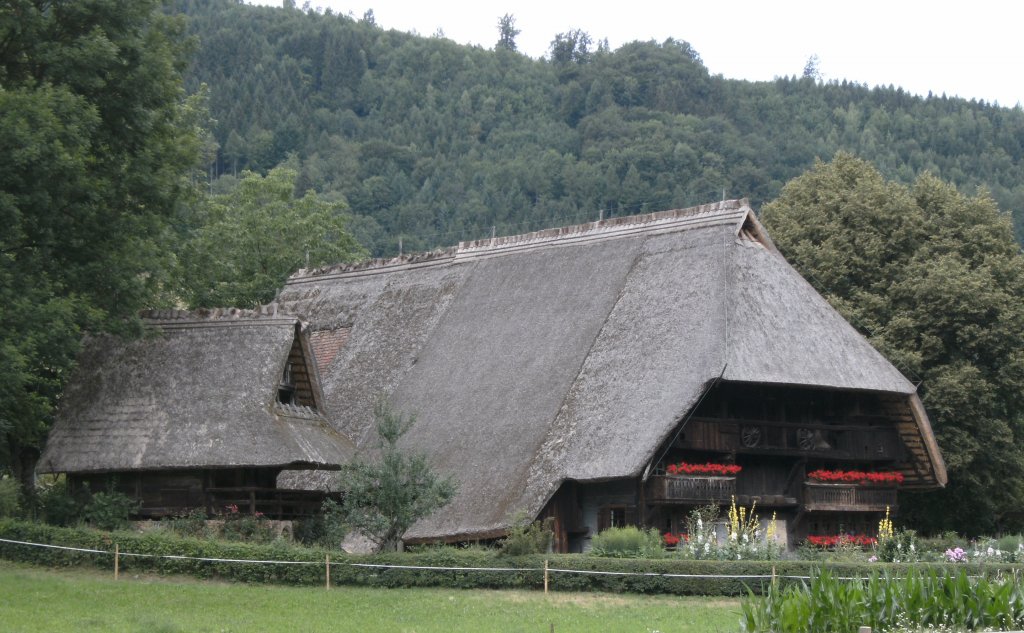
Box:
[325,554,330,590]
[771,565,776,585]
[637,478,646,528]
[114,543,119,580]
[544,559,549,595]
[858,627,871,633]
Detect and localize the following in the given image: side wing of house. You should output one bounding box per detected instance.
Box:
[38,308,354,518]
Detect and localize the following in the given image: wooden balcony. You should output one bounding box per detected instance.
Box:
[677,417,903,461]
[205,487,340,520]
[646,475,736,504]
[803,483,897,512]
[133,487,339,520]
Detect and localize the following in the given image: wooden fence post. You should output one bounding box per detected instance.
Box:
[544,559,549,595]
[114,543,119,580]
[858,627,872,633]
[326,554,330,590]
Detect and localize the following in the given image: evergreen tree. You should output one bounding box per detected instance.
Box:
[495,13,520,52]
[335,401,456,552]
[549,29,592,66]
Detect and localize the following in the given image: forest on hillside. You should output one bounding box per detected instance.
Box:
[173,0,1024,255]
[5,0,1024,538]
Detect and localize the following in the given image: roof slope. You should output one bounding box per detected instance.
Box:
[39,309,354,474]
[278,200,945,540]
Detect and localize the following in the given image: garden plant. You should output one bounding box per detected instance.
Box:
[741,567,1024,633]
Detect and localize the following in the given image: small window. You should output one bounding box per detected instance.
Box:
[597,504,637,532]
[278,363,295,404]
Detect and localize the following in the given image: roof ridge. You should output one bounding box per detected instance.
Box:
[288,199,749,283]
[291,247,458,282]
[140,304,295,325]
[459,199,747,251]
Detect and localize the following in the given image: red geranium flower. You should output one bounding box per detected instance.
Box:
[665,462,742,476]
[662,532,688,547]
[808,469,903,485]
[806,534,877,548]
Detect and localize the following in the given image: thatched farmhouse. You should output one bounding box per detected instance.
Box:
[38,310,353,517]
[40,199,946,550]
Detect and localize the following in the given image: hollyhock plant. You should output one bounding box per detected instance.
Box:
[945,547,967,563]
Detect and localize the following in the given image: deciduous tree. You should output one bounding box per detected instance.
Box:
[761,154,1024,535]
[177,167,365,308]
[0,0,202,480]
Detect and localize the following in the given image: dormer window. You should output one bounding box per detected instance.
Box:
[276,330,320,411]
[278,363,295,405]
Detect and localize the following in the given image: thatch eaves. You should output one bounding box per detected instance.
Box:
[39,309,354,474]
[277,199,946,541]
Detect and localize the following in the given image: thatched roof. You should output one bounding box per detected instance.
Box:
[278,200,946,542]
[38,308,354,474]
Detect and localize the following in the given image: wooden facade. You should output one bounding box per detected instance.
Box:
[69,468,339,520]
[278,334,317,408]
[541,381,918,551]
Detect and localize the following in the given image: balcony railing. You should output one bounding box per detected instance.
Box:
[803,483,897,512]
[646,475,736,504]
[134,487,340,520]
[205,487,341,520]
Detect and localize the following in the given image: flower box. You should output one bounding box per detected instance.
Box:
[807,469,904,486]
[646,474,736,503]
[803,482,897,512]
[665,462,742,476]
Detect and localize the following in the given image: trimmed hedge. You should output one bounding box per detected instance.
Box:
[2,519,1020,595]
[0,519,325,585]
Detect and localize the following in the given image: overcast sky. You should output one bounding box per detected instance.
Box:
[262,0,1023,108]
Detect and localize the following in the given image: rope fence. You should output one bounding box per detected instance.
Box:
[0,536,997,590]
[9,535,1024,633]
[0,535,816,590]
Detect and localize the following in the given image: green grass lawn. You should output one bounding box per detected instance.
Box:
[0,560,740,632]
